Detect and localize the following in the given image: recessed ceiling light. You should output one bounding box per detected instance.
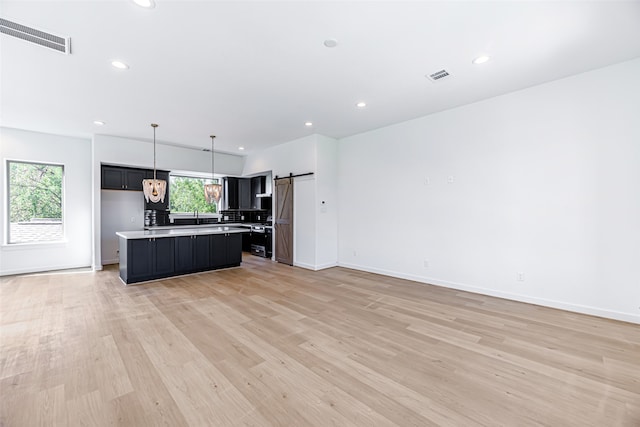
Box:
[111,60,129,69]
[305,122,313,127]
[356,102,367,108]
[238,146,245,151]
[93,120,105,126]
[472,55,490,65]
[323,39,338,48]
[132,0,155,8]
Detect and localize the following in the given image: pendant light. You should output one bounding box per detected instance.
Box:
[204,135,222,204]
[142,123,167,203]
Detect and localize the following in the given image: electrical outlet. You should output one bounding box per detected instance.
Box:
[424,177,430,185]
[517,272,525,282]
[423,259,429,268]
[353,250,357,257]
[447,175,455,184]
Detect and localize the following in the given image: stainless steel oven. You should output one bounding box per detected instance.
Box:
[250,225,272,258]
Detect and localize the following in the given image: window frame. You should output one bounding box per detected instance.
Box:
[168,174,221,214]
[6,159,65,245]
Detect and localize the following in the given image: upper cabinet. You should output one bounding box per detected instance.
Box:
[224,176,267,210]
[101,165,170,210]
[224,177,239,209]
[239,178,251,209]
[224,177,251,209]
[101,165,147,191]
[251,176,266,209]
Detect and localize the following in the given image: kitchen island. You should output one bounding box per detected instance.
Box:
[116,226,248,284]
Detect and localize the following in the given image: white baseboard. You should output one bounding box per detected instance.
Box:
[293,261,316,270]
[293,261,338,271]
[0,263,93,277]
[337,262,640,325]
[315,262,338,271]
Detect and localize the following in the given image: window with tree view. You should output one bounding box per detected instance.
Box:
[169,175,219,214]
[8,161,64,244]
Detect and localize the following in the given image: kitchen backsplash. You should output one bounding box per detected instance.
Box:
[219,210,269,223]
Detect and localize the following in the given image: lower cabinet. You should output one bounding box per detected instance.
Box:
[211,233,242,268]
[175,235,212,274]
[127,237,175,283]
[242,230,252,252]
[119,232,244,284]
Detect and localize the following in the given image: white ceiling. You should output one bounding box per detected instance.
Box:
[2,1,640,154]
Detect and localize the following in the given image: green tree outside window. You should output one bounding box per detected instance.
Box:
[8,161,64,243]
[169,175,219,213]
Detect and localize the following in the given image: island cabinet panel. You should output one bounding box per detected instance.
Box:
[126,237,175,283]
[128,239,153,281]
[117,229,245,284]
[194,235,211,270]
[174,236,195,273]
[154,237,176,276]
[175,235,211,274]
[211,233,242,268]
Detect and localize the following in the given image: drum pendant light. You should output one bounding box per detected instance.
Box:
[142,123,166,203]
[204,135,222,204]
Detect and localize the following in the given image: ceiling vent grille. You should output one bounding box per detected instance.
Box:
[0,18,71,54]
[427,69,450,82]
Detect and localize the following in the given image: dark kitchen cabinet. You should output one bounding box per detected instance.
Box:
[211,233,242,268]
[251,176,266,209]
[175,234,211,274]
[174,236,194,273]
[118,231,245,284]
[224,177,252,210]
[144,170,170,211]
[194,235,211,270]
[102,166,125,189]
[125,237,175,283]
[242,231,252,251]
[101,165,147,191]
[239,179,251,209]
[224,177,239,209]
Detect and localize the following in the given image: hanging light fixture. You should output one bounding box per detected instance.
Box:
[142,123,167,203]
[204,135,222,204]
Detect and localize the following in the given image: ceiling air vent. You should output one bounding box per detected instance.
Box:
[0,18,71,54]
[427,69,450,82]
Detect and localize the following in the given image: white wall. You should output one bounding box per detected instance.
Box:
[315,135,339,269]
[93,134,246,269]
[338,58,640,323]
[100,190,145,264]
[244,135,318,268]
[0,128,92,275]
[294,176,316,268]
[243,134,339,270]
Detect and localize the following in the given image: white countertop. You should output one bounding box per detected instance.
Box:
[144,223,272,230]
[144,222,249,230]
[116,226,249,240]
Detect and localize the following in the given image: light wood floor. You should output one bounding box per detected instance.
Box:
[1,255,639,426]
